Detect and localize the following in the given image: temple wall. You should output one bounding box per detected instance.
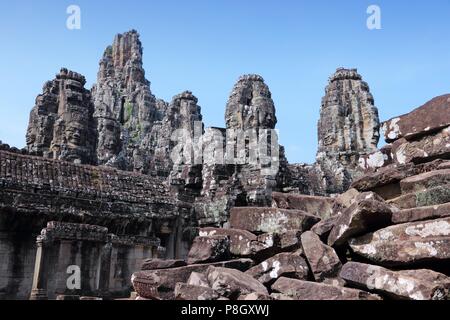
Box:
[0,230,36,300]
[0,150,193,299]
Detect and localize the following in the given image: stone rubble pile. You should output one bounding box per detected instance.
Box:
[131,96,450,300]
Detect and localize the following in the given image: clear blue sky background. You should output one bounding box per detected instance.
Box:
[1,0,449,163]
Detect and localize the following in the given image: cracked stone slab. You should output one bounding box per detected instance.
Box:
[349,217,450,266]
[229,207,320,234]
[382,94,450,143]
[271,277,381,300]
[245,250,309,286]
[328,193,393,246]
[131,259,253,300]
[340,261,448,300]
[206,266,268,299]
[186,235,230,264]
[391,126,450,165]
[301,231,342,283]
[392,202,450,224]
[271,192,334,219]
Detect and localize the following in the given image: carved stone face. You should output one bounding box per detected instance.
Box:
[371,126,380,148]
[26,126,36,146]
[97,118,121,157]
[65,121,86,146]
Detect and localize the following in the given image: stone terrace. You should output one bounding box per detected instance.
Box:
[0,149,179,233]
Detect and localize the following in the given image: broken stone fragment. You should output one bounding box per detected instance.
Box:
[269,293,294,300]
[351,162,418,192]
[187,272,209,287]
[400,169,450,194]
[382,94,450,143]
[245,250,309,286]
[238,292,273,300]
[271,277,381,300]
[352,159,449,196]
[186,235,230,264]
[130,272,160,300]
[340,261,448,300]
[141,258,186,271]
[349,217,450,266]
[131,259,253,300]
[274,230,302,252]
[206,266,269,299]
[328,193,393,246]
[271,192,334,219]
[391,126,450,165]
[174,283,220,300]
[438,160,450,169]
[199,227,280,258]
[391,202,450,224]
[332,188,360,214]
[301,231,342,283]
[397,269,450,298]
[358,146,393,170]
[388,184,450,209]
[311,215,339,241]
[230,207,320,234]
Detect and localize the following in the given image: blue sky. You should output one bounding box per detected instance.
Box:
[1,0,449,163]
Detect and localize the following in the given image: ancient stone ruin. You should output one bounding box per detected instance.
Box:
[1,30,449,300]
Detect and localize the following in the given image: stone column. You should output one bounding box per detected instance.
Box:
[174,218,183,259]
[29,237,49,300]
[97,242,112,297]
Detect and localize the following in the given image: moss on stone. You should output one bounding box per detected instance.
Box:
[416,185,450,207]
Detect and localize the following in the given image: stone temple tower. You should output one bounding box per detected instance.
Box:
[315,68,380,194]
[317,68,380,158]
[225,74,277,131]
[26,68,96,164]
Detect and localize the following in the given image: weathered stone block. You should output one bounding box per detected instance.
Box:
[350,217,450,266]
[206,266,268,299]
[141,259,186,271]
[392,202,450,224]
[187,235,230,265]
[238,292,273,300]
[199,227,272,258]
[328,193,393,246]
[311,215,339,241]
[187,272,209,288]
[131,259,253,299]
[245,250,309,286]
[271,192,334,219]
[391,126,450,165]
[388,184,450,209]
[271,277,381,300]
[340,261,448,300]
[400,169,450,194]
[301,231,342,283]
[174,283,220,300]
[382,94,450,142]
[230,207,320,234]
[358,146,393,171]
